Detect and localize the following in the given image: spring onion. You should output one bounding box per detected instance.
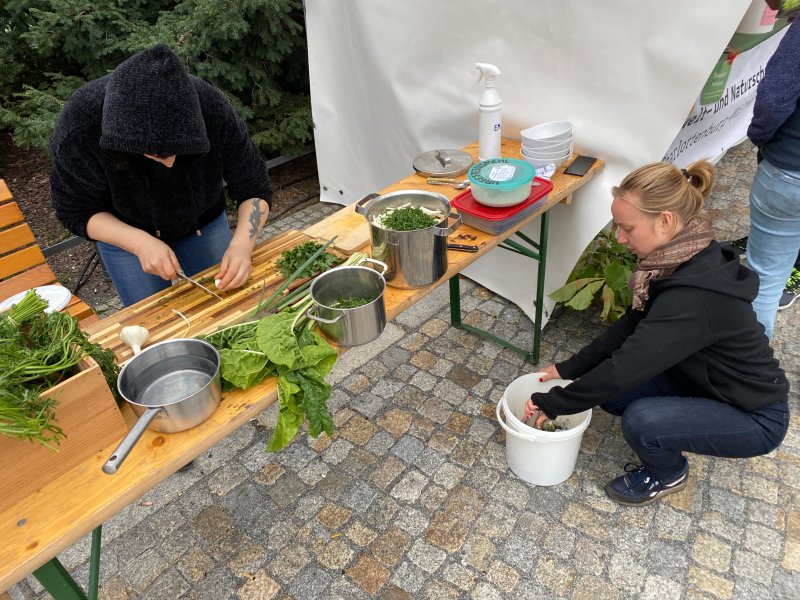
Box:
[249,236,338,317]
[6,290,49,326]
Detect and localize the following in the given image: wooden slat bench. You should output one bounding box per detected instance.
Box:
[0,179,94,322]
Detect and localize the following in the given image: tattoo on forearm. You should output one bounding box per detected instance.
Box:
[247,199,265,242]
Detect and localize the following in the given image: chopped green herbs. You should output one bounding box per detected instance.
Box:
[275,241,343,279]
[328,295,375,309]
[380,207,437,231]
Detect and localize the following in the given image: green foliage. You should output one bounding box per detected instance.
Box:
[329,295,375,309]
[256,311,304,369]
[0,296,121,448]
[198,308,338,452]
[549,223,637,323]
[0,0,313,157]
[275,241,343,280]
[381,207,438,231]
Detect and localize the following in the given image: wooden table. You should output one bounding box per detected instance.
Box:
[0,139,602,599]
[307,138,605,362]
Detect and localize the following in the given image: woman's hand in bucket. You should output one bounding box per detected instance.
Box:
[216,240,253,292]
[136,237,181,280]
[524,400,548,428]
[538,364,561,383]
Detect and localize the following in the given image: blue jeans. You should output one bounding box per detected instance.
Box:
[601,373,789,480]
[747,158,800,339]
[97,212,232,306]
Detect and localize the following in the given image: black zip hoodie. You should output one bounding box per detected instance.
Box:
[534,242,789,419]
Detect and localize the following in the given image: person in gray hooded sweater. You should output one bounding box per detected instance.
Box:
[49,44,273,306]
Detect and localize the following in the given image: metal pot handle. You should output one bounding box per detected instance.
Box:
[103,407,165,474]
[354,193,381,215]
[434,212,463,237]
[306,305,345,325]
[355,256,388,276]
[496,400,548,444]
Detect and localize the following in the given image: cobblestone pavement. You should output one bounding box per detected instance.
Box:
[11,142,800,600]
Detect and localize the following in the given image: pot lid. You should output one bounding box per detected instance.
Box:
[467,158,535,190]
[413,149,474,177]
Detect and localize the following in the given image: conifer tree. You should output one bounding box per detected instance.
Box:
[0,0,312,157]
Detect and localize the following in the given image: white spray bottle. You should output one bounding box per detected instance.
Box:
[476,63,502,160]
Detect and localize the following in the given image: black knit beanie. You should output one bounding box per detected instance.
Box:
[99,44,210,156]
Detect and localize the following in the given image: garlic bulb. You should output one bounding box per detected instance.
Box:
[119,325,150,354]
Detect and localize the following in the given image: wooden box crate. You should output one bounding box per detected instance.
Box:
[0,360,127,514]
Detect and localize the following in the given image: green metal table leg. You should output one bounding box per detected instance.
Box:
[32,525,101,600]
[88,525,102,600]
[32,558,88,600]
[448,212,551,363]
[532,210,550,363]
[449,275,462,328]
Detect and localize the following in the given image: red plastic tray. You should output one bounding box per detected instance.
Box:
[451,177,554,219]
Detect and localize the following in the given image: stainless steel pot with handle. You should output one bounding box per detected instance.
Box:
[102,339,222,474]
[355,190,462,288]
[306,257,388,347]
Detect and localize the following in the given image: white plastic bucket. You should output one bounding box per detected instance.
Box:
[497,373,592,486]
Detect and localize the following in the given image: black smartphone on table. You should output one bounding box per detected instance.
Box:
[563,156,597,177]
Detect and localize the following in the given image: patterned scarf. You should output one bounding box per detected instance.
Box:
[628,217,715,311]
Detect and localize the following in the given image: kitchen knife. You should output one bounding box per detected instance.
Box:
[178,271,224,301]
[447,243,479,252]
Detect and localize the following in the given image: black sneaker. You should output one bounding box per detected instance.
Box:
[605,459,688,506]
[778,268,800,311]
[720,235,748,257]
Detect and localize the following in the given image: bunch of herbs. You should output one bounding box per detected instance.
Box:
[0,295,121,448]
[548,223,637,323]
[275,241,343,279]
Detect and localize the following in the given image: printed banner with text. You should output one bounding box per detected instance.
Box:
[664,22,790,167]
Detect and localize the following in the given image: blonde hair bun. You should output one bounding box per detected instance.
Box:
[611,159,716,224]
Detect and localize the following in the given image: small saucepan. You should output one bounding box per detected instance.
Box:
[102,339,222,474]
[305,257,388,347]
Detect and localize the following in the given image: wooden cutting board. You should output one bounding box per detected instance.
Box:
[84,229,345,362]
[304,202,370,255]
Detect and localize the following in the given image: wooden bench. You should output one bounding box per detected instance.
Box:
[0,178,95,323]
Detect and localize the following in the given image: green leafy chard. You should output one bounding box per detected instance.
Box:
[199,305,339,452]
[219,349,276,390]
[256,312,304,369]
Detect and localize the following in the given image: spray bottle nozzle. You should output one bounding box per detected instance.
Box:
[476,63,501,85]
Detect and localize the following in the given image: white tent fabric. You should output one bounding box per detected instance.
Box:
[306,0,752,326]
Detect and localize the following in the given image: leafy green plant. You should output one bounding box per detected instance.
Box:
[275,241,343,280]
[548,223,637,323]
[0,292,121,448]
[0,0,313,157]
[198,305,337,452]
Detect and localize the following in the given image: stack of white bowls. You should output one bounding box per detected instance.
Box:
[519,121,574,169]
